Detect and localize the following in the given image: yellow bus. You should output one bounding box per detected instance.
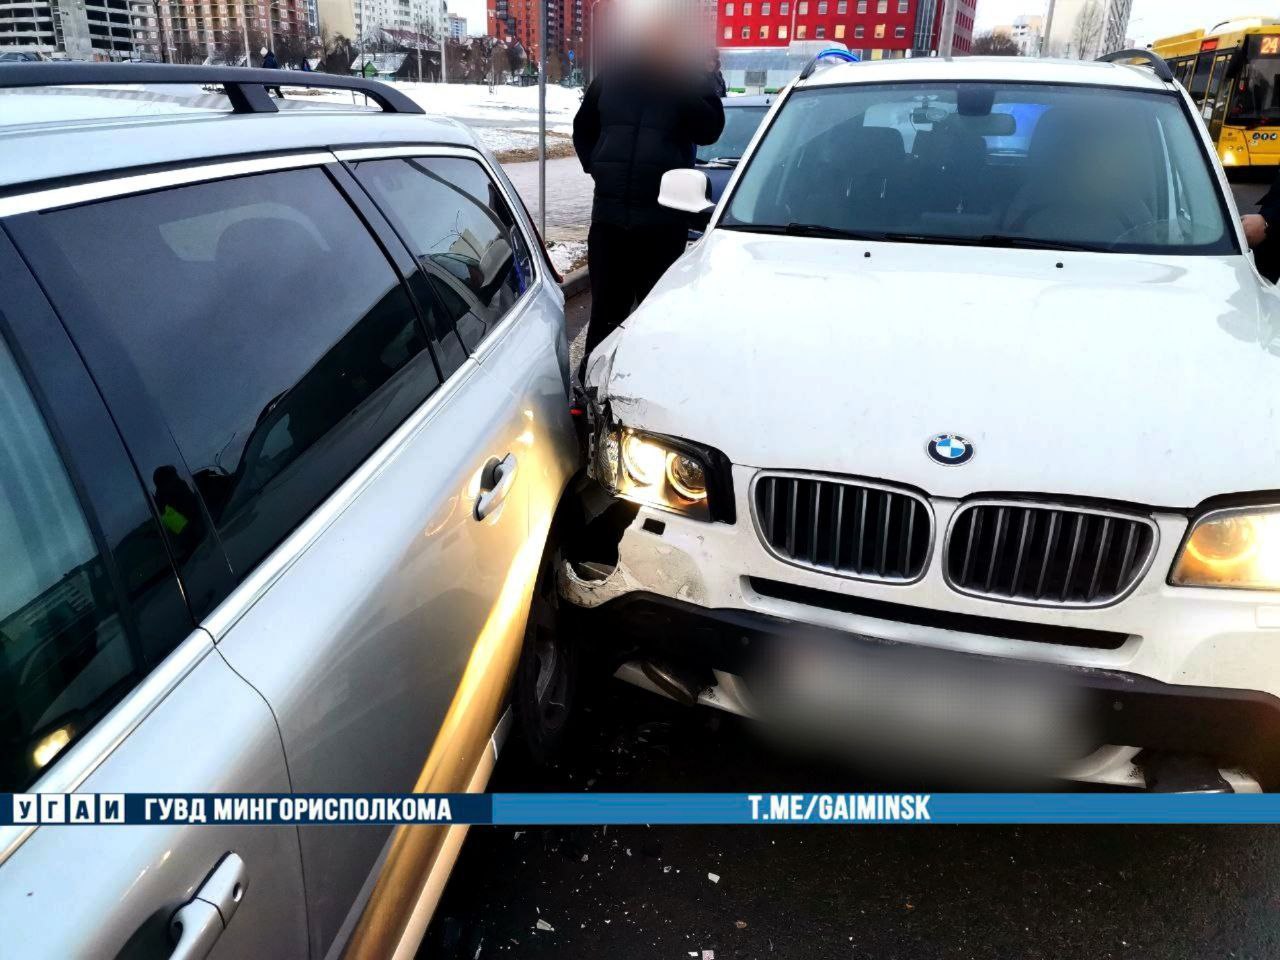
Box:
[1152,16,1280,172]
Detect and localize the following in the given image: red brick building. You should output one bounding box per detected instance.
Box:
[716,0,976,57]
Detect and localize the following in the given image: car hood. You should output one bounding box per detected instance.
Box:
[590,229,1280,508]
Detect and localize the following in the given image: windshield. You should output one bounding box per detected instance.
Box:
[720,82,1234,255]
[697,105,768,163]
[1234,37,1280,122]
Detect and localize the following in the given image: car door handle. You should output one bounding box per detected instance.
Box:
[168,853,247,960]
[476,453,518,521]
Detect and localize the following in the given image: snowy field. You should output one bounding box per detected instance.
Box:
[283,80,581,155]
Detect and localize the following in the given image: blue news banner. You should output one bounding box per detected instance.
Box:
[7,792,1280,826]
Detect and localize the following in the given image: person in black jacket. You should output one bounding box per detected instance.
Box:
[708,53,728,99]
[1243,173,1280,283]
[573,39,725,377]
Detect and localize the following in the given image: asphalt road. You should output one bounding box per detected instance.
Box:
[427,680,1280,960]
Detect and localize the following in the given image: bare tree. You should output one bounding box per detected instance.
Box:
[491,41,509,88]
[320,31,354,73]
[275,31,305,67]
[1069,0,1105,60]
[219,28,245,65]
[970,31,1022,56]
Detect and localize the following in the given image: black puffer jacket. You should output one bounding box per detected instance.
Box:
[1256,173,1280,283]
[573,62,725,228]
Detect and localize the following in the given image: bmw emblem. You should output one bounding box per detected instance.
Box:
[927,434,974,466]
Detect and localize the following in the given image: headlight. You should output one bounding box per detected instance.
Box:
[1171,506,1280,590]
[594,425,730,522]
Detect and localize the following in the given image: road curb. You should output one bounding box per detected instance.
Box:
[560,265,590,298]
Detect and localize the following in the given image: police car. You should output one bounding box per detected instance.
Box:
[568,51,1280,792]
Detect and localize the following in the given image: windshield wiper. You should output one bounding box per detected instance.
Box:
[718,224,1103,252]
[883,232,1108,253]
[718,222,889,241]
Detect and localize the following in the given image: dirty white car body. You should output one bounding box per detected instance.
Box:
[568,55,1280,791]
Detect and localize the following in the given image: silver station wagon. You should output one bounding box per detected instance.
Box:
[0,63,579,959]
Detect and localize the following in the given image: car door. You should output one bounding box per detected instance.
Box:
[340,146,579,555]
[0,230,307,959]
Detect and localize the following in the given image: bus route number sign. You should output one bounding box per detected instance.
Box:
[1262,37,1280,56]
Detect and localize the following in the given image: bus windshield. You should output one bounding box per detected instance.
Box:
[719,82,1235,255]
[1234,38,1280,122]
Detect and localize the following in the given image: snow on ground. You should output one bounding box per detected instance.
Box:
[283,80,580,133]
[547,239,588,275]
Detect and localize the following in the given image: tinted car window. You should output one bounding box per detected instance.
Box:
[0,337,137,791]
[352,157,535,350]
[27,168,441,577]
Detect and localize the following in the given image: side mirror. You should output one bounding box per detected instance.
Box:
[658,169,714,215]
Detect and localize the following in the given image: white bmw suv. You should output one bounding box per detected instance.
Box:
[566,52,1280,792]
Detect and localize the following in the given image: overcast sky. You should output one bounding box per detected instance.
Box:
[974,0,1249,46]
[446,0,1251,43]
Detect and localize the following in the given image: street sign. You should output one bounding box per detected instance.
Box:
[568,49,575,61]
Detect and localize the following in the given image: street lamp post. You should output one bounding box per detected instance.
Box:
[938,0,957,57]
[538,0,547,237]
[1042,0,1057,57]
[588,0,601,82]
[240,0,251,63]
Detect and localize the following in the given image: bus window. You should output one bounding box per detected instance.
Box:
[1235,35,1280,123]
[1179,59,1196,89]
[1209,54,1233,139]
[1189,53,1214,105]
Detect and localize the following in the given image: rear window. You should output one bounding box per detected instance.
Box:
[722,82,1235,255]
[697,105,769,163]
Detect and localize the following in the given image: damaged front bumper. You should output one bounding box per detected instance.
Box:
[557,470,1280,791]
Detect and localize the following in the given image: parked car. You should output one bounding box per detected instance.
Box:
[696,94,775,201]
[0,63,579,958]
[688,94,774,241]
[571,52,1280,792]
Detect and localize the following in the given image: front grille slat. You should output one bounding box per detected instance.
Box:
[833,485,846,569]
[1116,524,1139,595]
[1009,509,1034,597]
[783,478,793,555]
[877,492,892,577]
[1035,511,1061,601]
[946,501,1156,608]
[985,506,1008,593]
[855,487,868,574]
[754,474,931,584]
[1061,513,1086,602]
[1086,517,1114,603]
[809,483,822,566]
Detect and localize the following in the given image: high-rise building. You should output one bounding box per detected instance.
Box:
[447,10,465,37]
[487,0,584,75]
[993,13,1042,56]
[1043,0,1130,60]
[715,0,976,57]
[355,0,440,36]
[127,0,308,62]
[0,0,138,59]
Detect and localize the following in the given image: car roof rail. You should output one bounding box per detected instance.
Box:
[1095,49,1174,83]
[0,62,424,115]
[798,48,861,81]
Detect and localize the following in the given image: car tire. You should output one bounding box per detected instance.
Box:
[514,536,576,765]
